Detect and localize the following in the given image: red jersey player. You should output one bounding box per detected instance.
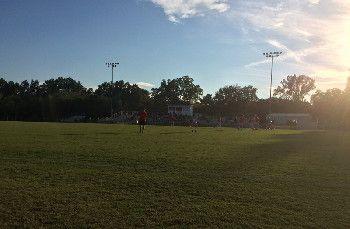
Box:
[138,109,147,133]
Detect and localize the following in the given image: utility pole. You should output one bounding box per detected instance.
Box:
[263,52,282,114]
[105,62,119,118]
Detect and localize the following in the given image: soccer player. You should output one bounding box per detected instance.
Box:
[239,114,245,130]
[251,114,260,130]
[233,116,239,130]
[138,109,148,133]
[191,116,199,132]
[169,113,176,127]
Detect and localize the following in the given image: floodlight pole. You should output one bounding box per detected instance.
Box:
[106,62,119,118]
[263,52,282,114]
[270,56,274,104]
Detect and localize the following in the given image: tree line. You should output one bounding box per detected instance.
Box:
[0,75,349,129]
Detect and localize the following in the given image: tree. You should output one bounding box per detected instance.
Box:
[0,78,7,100]
[214,85,258,104]
[151,79,179,105]
[274,75,315,102]
[201,94,214,107]
[41,77,86,96]
[196,94,214,115]
[311,88,345,128]
[151,76,203,112]
[0,77,151,121]
[177,76,203,104]
[213,85,258,115]
[121,83,150,111]
[95,80,150,113]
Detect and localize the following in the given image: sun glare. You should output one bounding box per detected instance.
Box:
[340,26,350,65]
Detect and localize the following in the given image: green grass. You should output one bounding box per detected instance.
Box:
[0,121,349,227]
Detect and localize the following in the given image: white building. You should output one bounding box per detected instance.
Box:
[267,113,315,129]
[168,105,193,116]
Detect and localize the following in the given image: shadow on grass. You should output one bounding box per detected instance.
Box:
[160,131,191,135]
[231,130,350,225]
[61,133,85,136]
[97,132,122,136]
[229,131,331,172]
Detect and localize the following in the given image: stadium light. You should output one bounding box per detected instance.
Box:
[105,62,119,83]
[106,62,119,118]
[263,51,282,114]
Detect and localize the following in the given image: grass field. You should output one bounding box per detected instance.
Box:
[0,121,349,227]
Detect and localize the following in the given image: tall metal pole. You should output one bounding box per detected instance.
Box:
[111,65,114,84]
[106,62,119,119]
[263,52,282,114]
[111,65,114,118]
[269,56,274,114]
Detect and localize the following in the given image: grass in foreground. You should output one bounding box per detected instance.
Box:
[0,121,349,227]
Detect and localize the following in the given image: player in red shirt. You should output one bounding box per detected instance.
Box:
[169,114,176,127]
[138,109,148,133]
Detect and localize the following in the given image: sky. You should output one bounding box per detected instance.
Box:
[0,0,349,98]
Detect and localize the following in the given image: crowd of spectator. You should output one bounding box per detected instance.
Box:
[94,111,274,129]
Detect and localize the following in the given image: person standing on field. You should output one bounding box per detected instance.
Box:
[138,109,148,133]
[239,114,245,130]
[191,116,199,132]
[169,113,176,127]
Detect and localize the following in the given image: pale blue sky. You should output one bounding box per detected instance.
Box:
[1,0,349,97]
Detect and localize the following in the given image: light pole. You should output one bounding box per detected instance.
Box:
[263,52,282,114]
[106,62,119,118]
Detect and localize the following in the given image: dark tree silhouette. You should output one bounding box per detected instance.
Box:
[151,76,203,112]
[213,85,258,116]
[1,75,349,129]
[0,77,150,121]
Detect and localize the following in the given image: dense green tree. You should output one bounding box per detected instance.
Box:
[213,85,258,115]
[0,78,6,100]
[151,76,203,112]
[0,77,150,121]
[274,75,316,102]
[1,75,349,130]
[41,77,86,95]
[95,80,150,112]
[177,76,203,103]
[194,94,215,116]
[151,80,180,105]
